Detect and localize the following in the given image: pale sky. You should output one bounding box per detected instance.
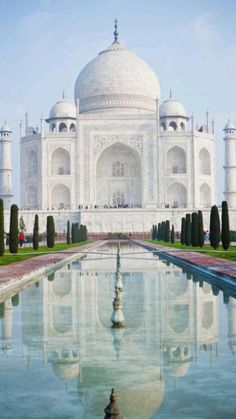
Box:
[0,0,236,204]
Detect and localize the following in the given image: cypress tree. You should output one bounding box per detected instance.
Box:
[165,220,170,242]
[171,225,175,243]
[71,223,76,243]
[161,221,166,241]
[79,224,83,241]
[9,204,18,253]
[185,213,191,246]
[191,212,199,246]
[66,220,71,244]
[0,199,4,256]
[46,215,55,248]
[209,205,220,249]
[157,223,161,241]
[84,225,88,241]
[180,217,186,245]
[198,210,205,248]
[221,201,230,250]
[32,214,39,250]
[151,225,155,240]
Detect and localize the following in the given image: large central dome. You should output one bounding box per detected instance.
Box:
[74,40,160,113]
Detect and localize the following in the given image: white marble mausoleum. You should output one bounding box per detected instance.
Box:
[1,22,236,233]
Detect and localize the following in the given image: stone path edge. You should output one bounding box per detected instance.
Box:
[135,240,236,291]
[0,241,105,302]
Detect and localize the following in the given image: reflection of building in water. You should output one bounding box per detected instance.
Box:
[17,246,224,418]
[1,299,13,354]
[227,296,236,354]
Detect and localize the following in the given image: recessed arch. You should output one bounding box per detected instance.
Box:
[70,123,76,132]
[180,122,185,131]
[199,148,211,175]
[168,121,177,131]
[201,301,214,329]
[52,184,71,209]
[27,185,37,208]
[200,183,211,207]
[167,146,186,174]
[51,123,56,132]
[27,150,37,176]
[160,122,167,131]
[169,304,189,333]
[51,148,70,175]
[166,182,187,208]
[59,122,67,132]
[96,142,142,207]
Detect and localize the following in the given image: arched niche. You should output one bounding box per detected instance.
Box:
[168,121,177,131]
[201,301,214,329]
[70,123,76,132]
[199,148,211,175]
[160,122,166,131]
[27,185,37,208]
[51,123,56,132]
[96,143,142,207]
[169,304,189,333]
[166,182,187,208]
[200,183,211,207]
[53,305,72,334]
[180,122,185,131]
[51,148,70,175]
[59,122,67,132]
[27,150,37,176]
[167,146,186,174]
[52,184,71,209]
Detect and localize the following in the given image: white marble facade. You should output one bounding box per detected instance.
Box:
[19,31,217,233]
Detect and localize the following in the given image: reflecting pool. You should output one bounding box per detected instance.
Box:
[0,242,236,418]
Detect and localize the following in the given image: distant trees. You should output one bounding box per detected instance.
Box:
[221,201,230,250]
[32,214,39,250]
[9,204,18,253]
[46,215,55,248]
[209,205,220,249]
[0,199,4,256]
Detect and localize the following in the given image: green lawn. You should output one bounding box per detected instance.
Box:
[0,241,92,266]
[147,240,236,262]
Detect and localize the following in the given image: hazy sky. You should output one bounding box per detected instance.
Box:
[0,0,236,204]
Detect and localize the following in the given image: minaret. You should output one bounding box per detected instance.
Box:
[223,120,236,207]
[0,122,13,209]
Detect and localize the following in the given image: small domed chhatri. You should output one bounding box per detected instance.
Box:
[48,95,76,120]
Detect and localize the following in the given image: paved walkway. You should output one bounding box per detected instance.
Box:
[138,241,236,281]
[0,241,103,294]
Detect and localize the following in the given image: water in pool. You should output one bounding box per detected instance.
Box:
[0,242,235,418]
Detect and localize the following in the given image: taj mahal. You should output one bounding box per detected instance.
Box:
[1,21,236,233]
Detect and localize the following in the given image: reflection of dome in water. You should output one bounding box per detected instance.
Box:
[169,362,191,378]
[50,358,79,381]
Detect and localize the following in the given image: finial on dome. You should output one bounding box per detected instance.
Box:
[113,18,118,43]
[62,91,65,99]
[169,89,172,99]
